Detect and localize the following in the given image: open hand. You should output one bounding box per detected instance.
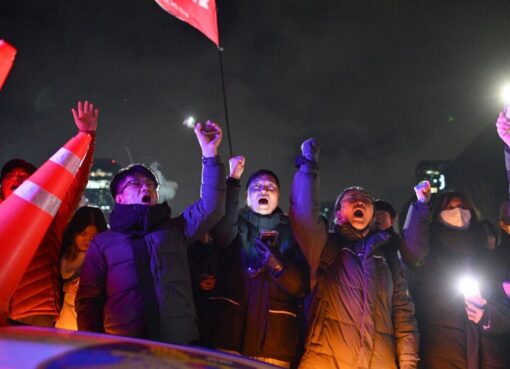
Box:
[72,101,98,132]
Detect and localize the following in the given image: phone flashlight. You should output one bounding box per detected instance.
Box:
[458,276,481,299]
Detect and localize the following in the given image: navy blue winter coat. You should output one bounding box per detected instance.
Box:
[76,156,226,344]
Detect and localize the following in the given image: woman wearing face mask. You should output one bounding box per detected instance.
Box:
[403,182,510,369]
[55,206,107,330]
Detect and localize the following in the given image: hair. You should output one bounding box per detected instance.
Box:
[1,158,36,181]
[60,206,108,261]
[480,219,499,247]
[432,191,479,224]
[110,164,159,198]
[328,186,371,232]
[374,199,397,219]
[246,169,280,189]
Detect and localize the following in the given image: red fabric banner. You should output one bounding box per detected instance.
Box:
[0,40,17,90]
[155,0,219,47]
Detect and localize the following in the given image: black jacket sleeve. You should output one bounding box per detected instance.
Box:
[211,177,241,247]
[76,239,106,333]
[402,201,432,266]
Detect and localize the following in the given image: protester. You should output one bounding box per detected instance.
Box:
[204,156,309,368]
[2,101,98,326]
[76,121,226,344]
[494,110,510,279]
[374,199,397,232]
[54,206,107,330]
[403,181,510,369]
[290,138,419,369]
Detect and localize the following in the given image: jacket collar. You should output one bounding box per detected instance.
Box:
[109,202,171,236]
[239,207,288,229]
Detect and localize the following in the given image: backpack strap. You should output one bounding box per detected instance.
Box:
[318,232,343,274]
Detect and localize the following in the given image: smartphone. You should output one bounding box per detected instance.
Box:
[259,230,278,244]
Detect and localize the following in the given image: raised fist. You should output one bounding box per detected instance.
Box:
[229,155,245,180]
[496,111,510,147]
[301,138,320,163]
[414,180,431,204]
[194,120,223,158]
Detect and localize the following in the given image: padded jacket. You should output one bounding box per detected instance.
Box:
[76,156,225,344]
[7,133,95,323]
[290,159,419,369]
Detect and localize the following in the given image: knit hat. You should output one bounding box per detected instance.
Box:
[374,199,397,219]
[110,164,159,198]
[1,158,36,181]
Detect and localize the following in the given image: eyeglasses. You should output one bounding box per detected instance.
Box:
[249,183,278,192]
[119,179,157,194]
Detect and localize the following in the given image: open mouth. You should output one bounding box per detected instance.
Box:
[258,198,269,205]
[353,209,364,218]
[141,195,151,203]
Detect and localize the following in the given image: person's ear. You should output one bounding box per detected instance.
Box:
[335,209,343,224]
[115,194,124,204]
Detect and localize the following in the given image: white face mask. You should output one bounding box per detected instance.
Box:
[440,208,471,229]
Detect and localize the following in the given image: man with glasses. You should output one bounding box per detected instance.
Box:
[76,121,226,345]
[290,138,419,369]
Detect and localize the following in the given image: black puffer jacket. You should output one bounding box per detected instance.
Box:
[203,178,309,362]
[403,201,510,369]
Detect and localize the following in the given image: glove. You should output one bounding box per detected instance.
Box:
[301,138,320,163]
[253,237,285,275]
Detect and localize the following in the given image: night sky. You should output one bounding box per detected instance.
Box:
[2,0,510,214]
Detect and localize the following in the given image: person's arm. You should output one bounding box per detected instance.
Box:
[496,110,510,198]
[386,243,420,369]
[44,101,98,261]
[401,181,432,266]
[182,121,226,240]
[289,138,328,290]
[210,156,245,247]
[76,239,106,333]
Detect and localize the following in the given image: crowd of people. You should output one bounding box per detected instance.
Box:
[1,101,510,369]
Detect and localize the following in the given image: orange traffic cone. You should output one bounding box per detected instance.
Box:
[0,40,16,90]
[0,131,92,314]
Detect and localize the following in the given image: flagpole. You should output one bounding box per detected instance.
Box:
[217,47,233,158]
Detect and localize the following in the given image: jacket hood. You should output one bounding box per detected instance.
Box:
[109,202,171,236]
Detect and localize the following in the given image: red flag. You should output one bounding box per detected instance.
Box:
[0,40,17,90]
[155,0,219,46]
